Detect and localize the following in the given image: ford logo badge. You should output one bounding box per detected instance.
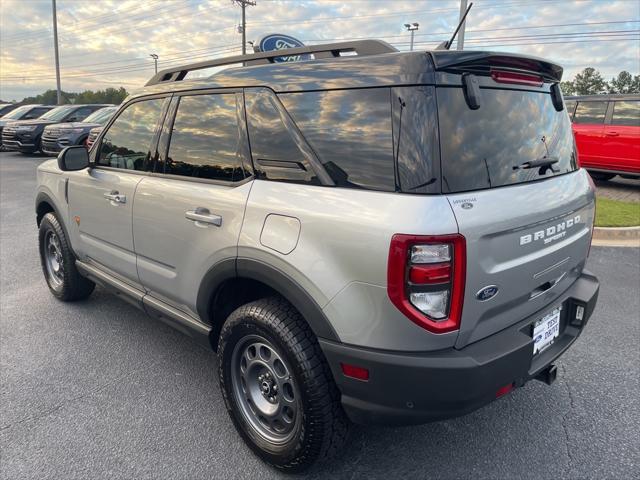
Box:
[476,285,499,301]
[258,34,311,63]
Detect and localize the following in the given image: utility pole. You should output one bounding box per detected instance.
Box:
[51,0,62,104]
[456,0,468,50]
[233,0,256,56]
[150,53,159,74]
[404,22,419,51]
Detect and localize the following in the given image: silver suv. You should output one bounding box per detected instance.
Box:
[35,41,600,472]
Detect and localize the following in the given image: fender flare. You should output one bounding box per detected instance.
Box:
[35,191,78,258]
[196,257,340,342]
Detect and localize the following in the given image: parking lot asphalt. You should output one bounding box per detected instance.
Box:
[1,151,639,480]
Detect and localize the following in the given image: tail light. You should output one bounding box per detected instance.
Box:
[387,234,466,333]
[490,69,543,87]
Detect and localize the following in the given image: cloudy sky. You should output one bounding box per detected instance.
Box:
[1,0,638,101]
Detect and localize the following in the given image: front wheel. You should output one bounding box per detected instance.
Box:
[218,297,349,472]
[38,212,95,301]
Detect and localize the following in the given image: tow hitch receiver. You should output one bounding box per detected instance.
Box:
[535,364,558,385]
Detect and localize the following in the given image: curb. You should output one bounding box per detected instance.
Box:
[592,226,640,247]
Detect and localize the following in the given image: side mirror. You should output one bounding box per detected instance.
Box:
[57,146,89,171]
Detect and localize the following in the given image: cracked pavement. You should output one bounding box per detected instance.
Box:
[1,152,639,479]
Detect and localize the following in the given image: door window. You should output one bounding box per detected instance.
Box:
[164,94,244,182]
[24,108,50,119]
[573,101,607,124]
[611,101,640,127]
[66,106,95,122]
[564,100,577,120]
[97,98,165,171]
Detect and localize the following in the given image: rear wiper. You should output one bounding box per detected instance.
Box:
[513,156,559,175]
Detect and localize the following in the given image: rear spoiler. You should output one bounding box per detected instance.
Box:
[429,51,563,83]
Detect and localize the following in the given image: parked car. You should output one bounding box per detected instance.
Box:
[0,103,20,117]
[35,41,599,471]
[85,126,102,150]
[2,104,111,154]
[41,106,117,156]
[566,94,640,180]
[0,104,54,149]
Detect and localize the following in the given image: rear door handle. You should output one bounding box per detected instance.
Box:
[605,131,619,137]
[104,191,126,204]
[185,208,222,227]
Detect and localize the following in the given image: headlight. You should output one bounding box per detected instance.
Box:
[17,125,38,132]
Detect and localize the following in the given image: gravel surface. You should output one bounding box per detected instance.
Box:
[1,151,639,479]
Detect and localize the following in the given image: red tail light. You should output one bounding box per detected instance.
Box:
[387,234,466,333]
[490,69,543,87]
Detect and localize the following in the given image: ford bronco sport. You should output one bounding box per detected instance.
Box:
[35,40,600,472]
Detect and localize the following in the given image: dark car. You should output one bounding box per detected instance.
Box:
[2,104,111,154]
[0,103,20,118]
[0,104,54,149]
[566,94,640,180]
[41,106,117,156]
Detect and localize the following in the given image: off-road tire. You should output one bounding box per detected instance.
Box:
[218,297,349,472]
[38,212,95,301]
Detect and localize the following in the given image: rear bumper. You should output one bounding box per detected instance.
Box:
[320,270,599,426]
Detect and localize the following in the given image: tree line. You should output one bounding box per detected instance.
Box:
[561,69,640,96]
[13,87,129,106]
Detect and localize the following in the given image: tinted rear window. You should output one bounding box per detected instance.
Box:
[573,101,607,124]
[281,88,395,191]
[438,88,578,193]
[611,100,640,126]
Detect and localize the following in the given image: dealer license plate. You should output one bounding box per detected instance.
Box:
[533,307,561,355]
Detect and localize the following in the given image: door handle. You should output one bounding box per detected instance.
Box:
[605,131,619,136]
[185,208,222,227]
[104,191,126,204]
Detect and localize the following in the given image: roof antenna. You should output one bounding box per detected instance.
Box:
[437,2,473,50]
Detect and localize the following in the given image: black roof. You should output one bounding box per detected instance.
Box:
[130,40,564,100]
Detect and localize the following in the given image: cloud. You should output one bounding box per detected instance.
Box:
[1,0,638,101]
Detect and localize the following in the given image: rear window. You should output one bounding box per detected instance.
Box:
[438,88,578,193]
[611,100,640,127]
[573,101,607,124]
[281,88,395,191]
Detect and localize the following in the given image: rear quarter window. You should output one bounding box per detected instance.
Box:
[573,101,607,124]
[280,88,395,191]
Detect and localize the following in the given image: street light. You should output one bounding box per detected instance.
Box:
[404,22,419,51]
[149,53,159,74]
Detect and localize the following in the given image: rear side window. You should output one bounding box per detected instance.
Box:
[24,108,49,120]
[565,100,577,119]
[573,101,607,124]
[245,89,320,185]
[438,88,577,193]
[98,98,165,171]
[611,101,640,126]
[281,88,395,191]
[67,107,95,122]
[164,94,244,182]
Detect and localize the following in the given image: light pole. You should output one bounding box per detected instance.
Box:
[52,0,62,105]
[233,0,256,56]
[149,53,158,74]
[404,22,419,51]
[457,0,468,50]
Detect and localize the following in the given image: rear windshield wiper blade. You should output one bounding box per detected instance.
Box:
[513,156,559,174]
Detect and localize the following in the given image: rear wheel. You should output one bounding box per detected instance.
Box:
[38,212,95,301]
[218,297,349,472]
[589,171,616,181]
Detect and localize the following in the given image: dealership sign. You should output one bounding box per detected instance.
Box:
[258,34,311,63]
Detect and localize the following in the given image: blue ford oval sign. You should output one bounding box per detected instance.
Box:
[476,285,499,302]
[258,34,310,63]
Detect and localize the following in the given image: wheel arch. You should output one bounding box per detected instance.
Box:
[35,191,78,258]
[198,258,340,350]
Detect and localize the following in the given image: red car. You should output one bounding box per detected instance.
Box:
[566,94,639,180]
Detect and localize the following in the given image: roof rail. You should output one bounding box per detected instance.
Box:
[145,40,398,86]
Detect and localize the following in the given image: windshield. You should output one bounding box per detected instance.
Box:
[438,88,578,193]
[40,106,75,121]
[82,106,117,125]
[2,105,33,120]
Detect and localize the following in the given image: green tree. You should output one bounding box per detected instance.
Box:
[609,71,640,94]
[573,67,608,95]
[560,80,576,96]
